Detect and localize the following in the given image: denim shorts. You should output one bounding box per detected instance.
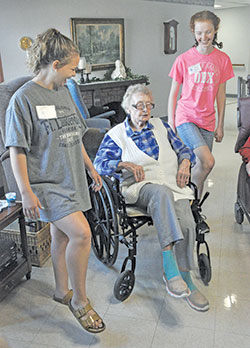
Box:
[176,122,214,152]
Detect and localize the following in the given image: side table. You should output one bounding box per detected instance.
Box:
[0,203,32,301]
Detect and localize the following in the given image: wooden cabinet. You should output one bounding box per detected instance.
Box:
[0,203,31,301]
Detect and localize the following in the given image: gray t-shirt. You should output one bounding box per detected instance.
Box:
[5,81,91,222]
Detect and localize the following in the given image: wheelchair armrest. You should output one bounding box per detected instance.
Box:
[0,149,10,163]
[187,181,198,200]
[85,117,111,130]
[92,110,116,119]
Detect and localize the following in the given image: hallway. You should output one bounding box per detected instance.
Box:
[1,99,250,348]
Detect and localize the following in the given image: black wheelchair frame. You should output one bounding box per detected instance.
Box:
[86,175,211,302]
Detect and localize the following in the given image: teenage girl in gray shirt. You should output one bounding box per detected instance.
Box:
[5,28,105,334]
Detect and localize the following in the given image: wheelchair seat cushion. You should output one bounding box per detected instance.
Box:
[126,205,150,217]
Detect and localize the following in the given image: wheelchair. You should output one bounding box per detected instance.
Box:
[234,75,250,224]
[85,173,212,302]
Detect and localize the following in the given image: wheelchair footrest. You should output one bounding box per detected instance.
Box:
[196,220,210,234]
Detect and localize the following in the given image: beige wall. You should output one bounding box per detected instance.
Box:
[2,1,248,114]
[0,0,209,116]
[215,6,250,96]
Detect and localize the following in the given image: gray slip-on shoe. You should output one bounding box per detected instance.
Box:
[185,289,209,312]
[163,274,190,298]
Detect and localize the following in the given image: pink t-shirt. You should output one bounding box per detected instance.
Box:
[169,47,234,131]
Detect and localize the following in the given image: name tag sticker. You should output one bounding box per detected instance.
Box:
[188,63,201,75]
[36,105,57,119]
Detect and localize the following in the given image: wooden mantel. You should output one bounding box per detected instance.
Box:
[79,78,148,108]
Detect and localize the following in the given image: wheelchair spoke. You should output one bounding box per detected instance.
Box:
[88,179,119,266]
[91,227,104,257]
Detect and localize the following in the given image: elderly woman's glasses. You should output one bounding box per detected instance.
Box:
[132,102,155,111]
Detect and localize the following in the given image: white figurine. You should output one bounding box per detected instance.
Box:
[111,60,126,79]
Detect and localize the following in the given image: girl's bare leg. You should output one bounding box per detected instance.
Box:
[51,211,103,329]
[50,224,70,298]
[192,145,215,199]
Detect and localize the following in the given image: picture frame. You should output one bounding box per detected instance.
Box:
[71,18,125,71]
[164,19,179,54]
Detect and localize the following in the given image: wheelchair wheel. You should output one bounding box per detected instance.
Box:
[198,253,211,285]
[114,270,135,301]
[234,202,244,224]
[87,178,119,267]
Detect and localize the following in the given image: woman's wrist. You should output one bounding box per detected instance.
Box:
[19,185,33,196]
[88,165,97,174]
[181,158,190,164]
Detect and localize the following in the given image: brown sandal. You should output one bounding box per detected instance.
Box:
[68,299,105,334]
[53,290,73,305]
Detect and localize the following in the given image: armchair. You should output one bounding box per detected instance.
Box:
[66,78,116,129]
[0,76,32,199]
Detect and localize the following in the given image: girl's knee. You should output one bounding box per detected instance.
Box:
[75,227,91,244]
[203,156,215,172]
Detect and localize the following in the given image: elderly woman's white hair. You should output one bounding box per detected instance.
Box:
[121,84,153,113]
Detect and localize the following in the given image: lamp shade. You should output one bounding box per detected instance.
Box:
[78,57,86,70]
[85,63,92,74]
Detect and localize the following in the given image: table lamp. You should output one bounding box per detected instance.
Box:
[78,57,86,84]
[84,63,92,83]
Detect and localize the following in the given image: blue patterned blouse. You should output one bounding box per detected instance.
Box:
[94,116,195,177]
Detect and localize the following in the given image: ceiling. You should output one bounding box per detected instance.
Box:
[145,0,250,9]
[214,0,250,8]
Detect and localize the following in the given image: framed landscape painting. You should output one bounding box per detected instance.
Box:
[71,18,125,71]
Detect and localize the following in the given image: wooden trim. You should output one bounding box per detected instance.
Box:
[232,64,245,67]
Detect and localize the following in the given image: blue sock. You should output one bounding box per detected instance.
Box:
[180,271,196,292]
[162,250,180,280]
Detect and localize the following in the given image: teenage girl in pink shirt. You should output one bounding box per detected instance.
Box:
[168,10,234,199]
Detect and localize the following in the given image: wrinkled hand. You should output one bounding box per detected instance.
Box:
[22,190,42,220]
[89,168,103,192]
[176,159,190,188]
[119,162,145,182]
[214,126,224,143]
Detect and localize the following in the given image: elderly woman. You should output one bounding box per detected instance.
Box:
[94,84,209,312]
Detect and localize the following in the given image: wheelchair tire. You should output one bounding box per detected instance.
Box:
[234,202,244,224]
[198,253,211,285]
[87,178,119,267]
[114,270,135,301]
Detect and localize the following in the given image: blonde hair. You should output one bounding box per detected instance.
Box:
[27,28,79,74]
[121,84,153,113]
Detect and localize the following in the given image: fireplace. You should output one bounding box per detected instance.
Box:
[79,77,148,109]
